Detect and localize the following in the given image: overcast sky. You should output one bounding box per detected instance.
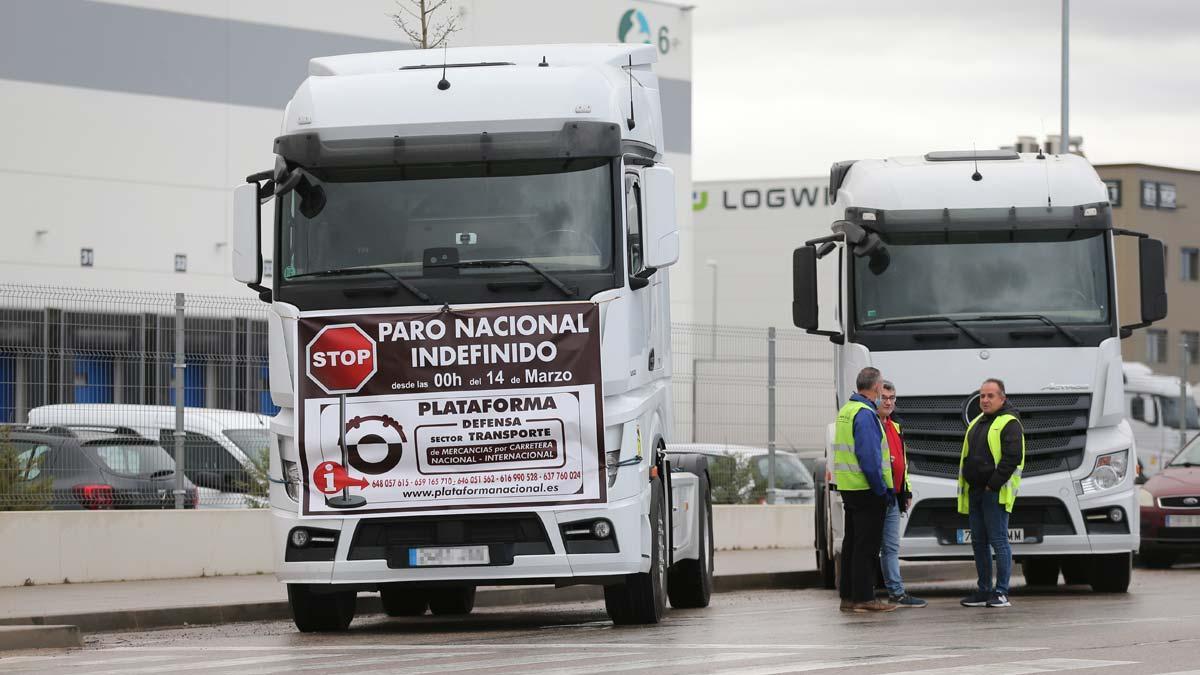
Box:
[690,0,1200,180]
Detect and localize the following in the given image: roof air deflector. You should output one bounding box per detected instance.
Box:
[925,150,1019,162]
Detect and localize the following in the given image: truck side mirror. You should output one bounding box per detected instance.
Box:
[1139,238,1167,324]
[641,165,679,269]
[232,183,263,285]
[1131,396,1145,422]
[793,246,818,330]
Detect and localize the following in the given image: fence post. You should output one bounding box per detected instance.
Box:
[173,292,186,509]
[767,326,776,505]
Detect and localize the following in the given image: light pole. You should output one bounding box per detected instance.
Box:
[1181,337,1190,450]
[1061,0,1069,154]
[705,259,718,357]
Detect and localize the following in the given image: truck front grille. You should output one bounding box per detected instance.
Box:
[895,393,1090,479]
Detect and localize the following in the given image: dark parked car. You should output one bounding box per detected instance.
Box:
[1139,435,1200,567]
[1,424,198,510]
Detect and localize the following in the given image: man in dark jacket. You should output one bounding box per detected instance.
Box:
[958,378,1025,609]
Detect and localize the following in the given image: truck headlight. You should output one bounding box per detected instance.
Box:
[282,459,301,502]
[1076,449,1129,495]
[1138,487,1155,507]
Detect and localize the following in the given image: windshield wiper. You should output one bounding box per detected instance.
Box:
[287,267,432,303]
[861,316,989,346]
[427,259,578,298]
[1170,461,1199,468]
[968,314,1083,346]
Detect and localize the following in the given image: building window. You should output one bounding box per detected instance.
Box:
[1104,179,1122,207]
[1141,181,1158,208]
[1147,329,1168,364]
[1159,183,1177,210]
[1183,248,1200,281]
[1185,332,1200,366]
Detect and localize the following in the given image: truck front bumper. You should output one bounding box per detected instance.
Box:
[899,472,1139,560]
[271,493,650,585]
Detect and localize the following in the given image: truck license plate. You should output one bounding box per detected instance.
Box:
[956,528,1025,544]
[408,545,491,567]
[1165,515,1200,528]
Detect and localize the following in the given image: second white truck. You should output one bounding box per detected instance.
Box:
[797,149,1168,593]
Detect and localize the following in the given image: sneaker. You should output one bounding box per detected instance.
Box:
[840,599,854,612]
[986,592,1011,608]
[888,593,928,608]
[960,591,990,607]
[852,600,898,613]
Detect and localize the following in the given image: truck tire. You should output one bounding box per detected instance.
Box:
[1089,552,1132,593]
[287,584,356,633]
[604,476,668,625]
[380,585,428,617]
[429,586,476,616]
[1022,557,1060,586]
[669,471,713,608]
[815,488,836,590]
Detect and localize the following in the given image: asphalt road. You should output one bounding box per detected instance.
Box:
[3,567,1199,675]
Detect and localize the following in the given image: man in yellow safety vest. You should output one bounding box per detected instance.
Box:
[834,367,897,613]
[958,378,1026,609]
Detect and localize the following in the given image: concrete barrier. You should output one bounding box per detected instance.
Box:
[0,504,812,587]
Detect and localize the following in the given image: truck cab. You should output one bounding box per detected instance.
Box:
[229,44,712,631]
[1124,361,1200,478]
[796,150,1168,593]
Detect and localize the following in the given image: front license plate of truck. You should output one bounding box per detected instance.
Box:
[408,545,491,567]
[956,528,1025,544]
[1165,515,1200,528]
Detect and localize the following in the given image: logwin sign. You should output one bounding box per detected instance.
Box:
[295,303,605,517]
[719,185,830,210]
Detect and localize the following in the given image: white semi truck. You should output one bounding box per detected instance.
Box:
[1123,361,1199,478]
[229,44,713,631]
[796,150,1168,593]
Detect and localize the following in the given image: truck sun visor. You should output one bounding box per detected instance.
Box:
[274,121,622,168]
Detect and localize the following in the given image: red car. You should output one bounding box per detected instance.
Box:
[1139,437,1200,568]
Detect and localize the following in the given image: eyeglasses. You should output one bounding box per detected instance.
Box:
[880,395,897,403]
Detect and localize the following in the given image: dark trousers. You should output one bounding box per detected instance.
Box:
[839,490,887,603]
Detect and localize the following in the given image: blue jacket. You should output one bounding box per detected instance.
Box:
[849,393,890,497]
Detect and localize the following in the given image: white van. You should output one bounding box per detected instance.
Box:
[667,443,816,504]
[1124,362,1200,477]
[27,405,270,500]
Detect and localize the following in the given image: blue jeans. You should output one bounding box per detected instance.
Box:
[880,498,904,597]
[968,489,1012,596]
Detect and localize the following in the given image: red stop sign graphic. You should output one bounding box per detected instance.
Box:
[305,324,377,395]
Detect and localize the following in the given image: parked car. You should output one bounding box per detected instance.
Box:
[0,424,198,510]
[666,443,815,504]
[27,405,270,497]
[1139,434,1200,568]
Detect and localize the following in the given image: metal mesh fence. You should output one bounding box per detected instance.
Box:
[1,284,836,509]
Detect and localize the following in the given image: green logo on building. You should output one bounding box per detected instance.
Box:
[618,8,652,44]
[692,190,708,211]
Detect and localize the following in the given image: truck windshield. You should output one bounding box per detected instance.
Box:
[1156,395,1200,430]
[854,230,1109,327]
[279,158,614,281]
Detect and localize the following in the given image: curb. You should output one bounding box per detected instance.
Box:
[0,625,82,651]
[0,562,978,643]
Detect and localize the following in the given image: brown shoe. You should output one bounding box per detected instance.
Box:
[840,599,854,612]
[852,600,898,613]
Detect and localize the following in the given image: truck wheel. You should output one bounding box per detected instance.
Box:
[1022,557,1060,586]
[1138,551,1177,569]
[605,476,668,625]
[1060,557,1090,585]
[380,585,428,617]
[815,488,836,590]
[287,584,356,633]
[429,587,476,616]
[1089,552,1132,593]
[669,472,713,608]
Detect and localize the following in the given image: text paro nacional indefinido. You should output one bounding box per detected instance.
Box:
[377,313,590,368]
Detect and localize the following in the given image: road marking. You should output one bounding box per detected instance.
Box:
[62,655,182,667]
[707,652,962,675]
[885,658,1137,675]
[224,650,485,675]
[353,651,635,675]
[539,650,796,675]
[97,642,1046,653]
[87,652,346,675]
